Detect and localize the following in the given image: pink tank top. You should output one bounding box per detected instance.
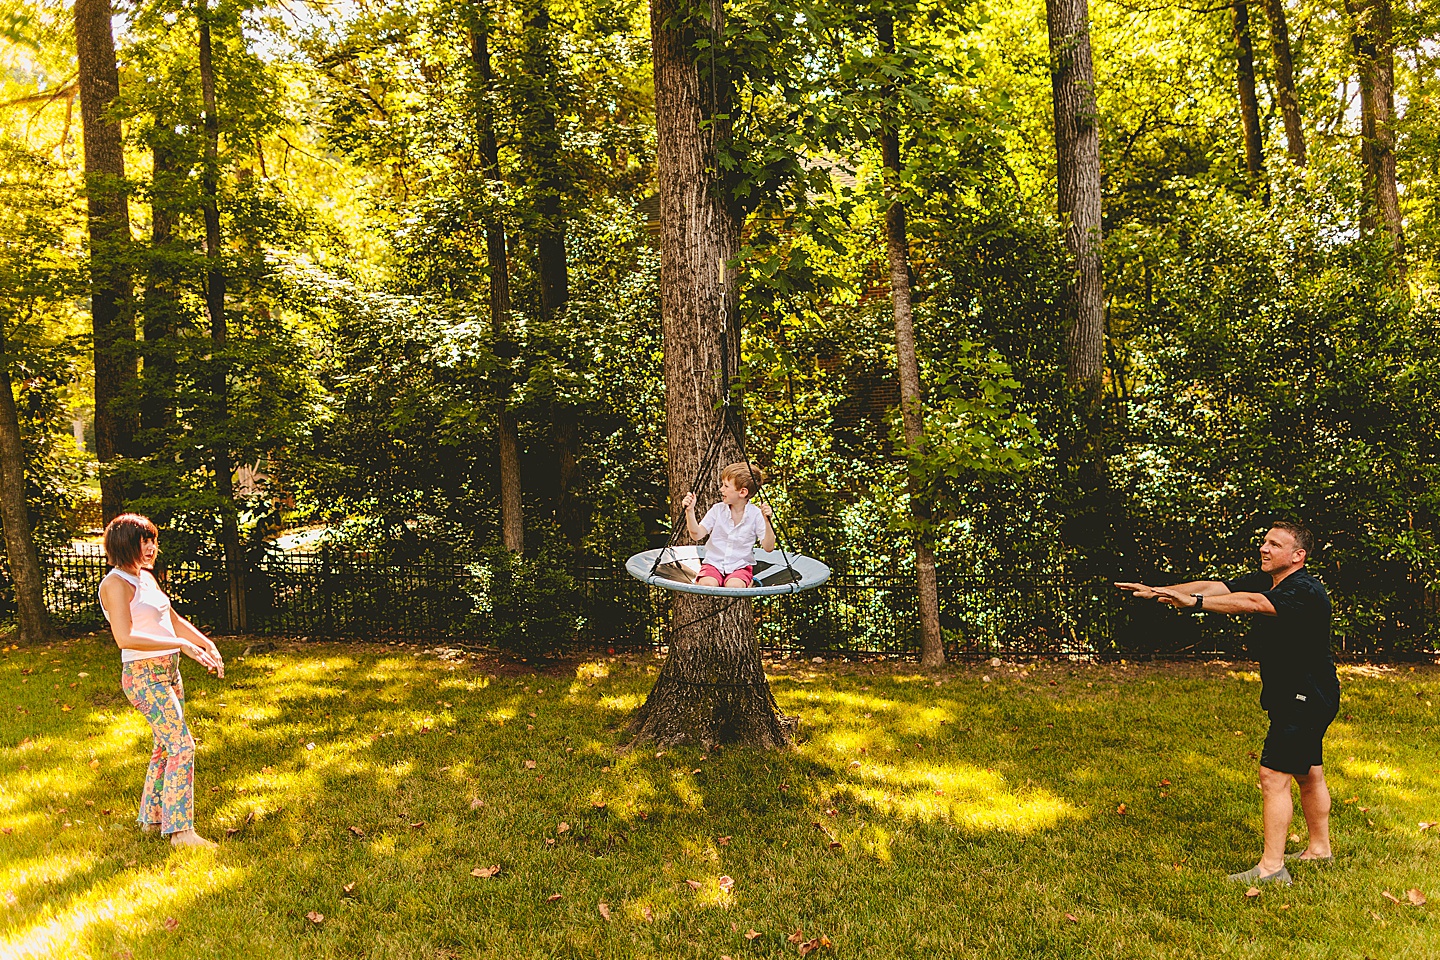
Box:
[99,568,181,663]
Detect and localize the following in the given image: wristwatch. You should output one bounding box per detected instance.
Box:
[1191,594,1205,613]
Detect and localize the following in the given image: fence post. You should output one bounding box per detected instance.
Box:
[321,545,334,639]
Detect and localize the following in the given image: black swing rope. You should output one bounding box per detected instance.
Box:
[647,271,799,586]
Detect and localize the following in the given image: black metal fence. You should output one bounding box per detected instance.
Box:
[36,549,1437,659]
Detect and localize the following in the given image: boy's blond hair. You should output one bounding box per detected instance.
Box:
[721,462,766,497]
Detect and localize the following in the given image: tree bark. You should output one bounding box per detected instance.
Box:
[1231,0,1266,187]
[470,6,525,554]
[74,0,136,523]
[199,7,246,631]
[878,10,943,669]
[517,0,580,548]
[629,0,790,749]
[0,328,62,645]
[1261,0,1306,165]
[1045,0,1104,400]
[1347,0,1404,263]
[140,139,181,447]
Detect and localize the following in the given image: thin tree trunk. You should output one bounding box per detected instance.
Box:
[1262,0,1306,165]
[0,326,62,645]
[74,0,136,523]
[630,0,790,749]
[1347,0,1404,263]
[878,10,943,669]
[1231,0,1266,187]
[140,140,180,447]
[518,0,580,548]
[470,6,525,554]
[1045,0,1104,399]
[199,7,246,631]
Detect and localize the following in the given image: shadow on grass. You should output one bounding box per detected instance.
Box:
[2,641,1438,959]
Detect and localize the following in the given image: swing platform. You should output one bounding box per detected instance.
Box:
[626,545,830,597]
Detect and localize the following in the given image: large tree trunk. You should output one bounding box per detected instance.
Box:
[199,8,246,631]
[1231,0,1266,188]
[470,6,525,554]
[74,0,136,523]
[1262,0,1306,165]
[630,0,790,749]
[0,330,62,645]
[1045,0,1104,399]
[1347,0,1404,263]
[140,140,181,449]
[878,11,943,669]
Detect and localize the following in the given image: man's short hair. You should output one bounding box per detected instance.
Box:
[721,462,766,497]
[1270,520,1315,558]
[103,513,158,569]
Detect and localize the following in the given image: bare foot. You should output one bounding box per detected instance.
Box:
[169,829,216,849]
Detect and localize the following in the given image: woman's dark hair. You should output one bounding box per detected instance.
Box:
[103,514,159,569]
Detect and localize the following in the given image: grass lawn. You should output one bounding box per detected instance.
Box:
[2,636,1437,959]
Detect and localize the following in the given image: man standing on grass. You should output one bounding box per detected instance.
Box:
[1115,521,1340,886]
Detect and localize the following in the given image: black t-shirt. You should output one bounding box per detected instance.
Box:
[1222,569,1340,715]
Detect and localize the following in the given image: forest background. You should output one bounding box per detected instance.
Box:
[1,0,1438,657]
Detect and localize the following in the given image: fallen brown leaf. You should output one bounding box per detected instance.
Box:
[1065,913,1079,922]
[471,865,500,878]
[718,875,734,892]
[718,836,731,846]
[163,917,179,932]
[1245,887,1260,898]
[642,905,654,923]
[1407,888,1427,906]
[1116,804,1127,815]
[408,821,425,829]
[745,929,761,940]
[348,825,365,837]
[524,760,537,770]
[685,879,702,891]
[787,928,806,944]
[343,882,356,894]
[1382,890,1402,905]
[305,911,324,925]
[598,902,611,921]
[798,937,823,956]
[545,893,562,903]
[557,822,570,834]
[88,759,99,769]
[469,799,485,810]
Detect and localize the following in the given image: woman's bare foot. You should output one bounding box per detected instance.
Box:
[169,829,216,849]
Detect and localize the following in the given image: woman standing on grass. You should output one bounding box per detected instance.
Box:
[99,514,224,849]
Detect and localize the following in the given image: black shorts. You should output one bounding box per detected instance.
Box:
[1261,709,1336,776]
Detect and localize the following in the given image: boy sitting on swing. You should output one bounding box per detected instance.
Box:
[681,462,775,587]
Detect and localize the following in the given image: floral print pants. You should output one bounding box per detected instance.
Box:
[120,654,194,835]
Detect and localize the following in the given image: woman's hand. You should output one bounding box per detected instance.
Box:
[181,641,224,677]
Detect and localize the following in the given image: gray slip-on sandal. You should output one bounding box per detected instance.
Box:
[1226,865,1293,885]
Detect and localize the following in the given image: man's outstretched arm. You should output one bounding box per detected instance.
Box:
[1152,586,1277,616]
[1115,580,1231,599]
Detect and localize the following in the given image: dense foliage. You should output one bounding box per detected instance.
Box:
[3,0,1438,651]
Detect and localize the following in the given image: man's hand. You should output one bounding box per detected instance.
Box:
[1150,586,1198,610]
[1115,581,1160,599]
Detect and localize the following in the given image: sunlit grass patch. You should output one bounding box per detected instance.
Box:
[1,639,1437,959]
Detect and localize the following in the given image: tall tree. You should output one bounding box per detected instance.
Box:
[0,343,60,646]
[514,0,581,547]
[1045,0,1103,400]
[630,0,790,748]
[1230,0,1265,187]
[198,1,246,630]
[140,136,182,446]
[74,0,137,522]
[469,3,525,554]
[1261,0,1305,165]
[877,7,943,669]
[1346,0,1404,263]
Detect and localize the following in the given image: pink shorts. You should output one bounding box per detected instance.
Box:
[698,563,754,587]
